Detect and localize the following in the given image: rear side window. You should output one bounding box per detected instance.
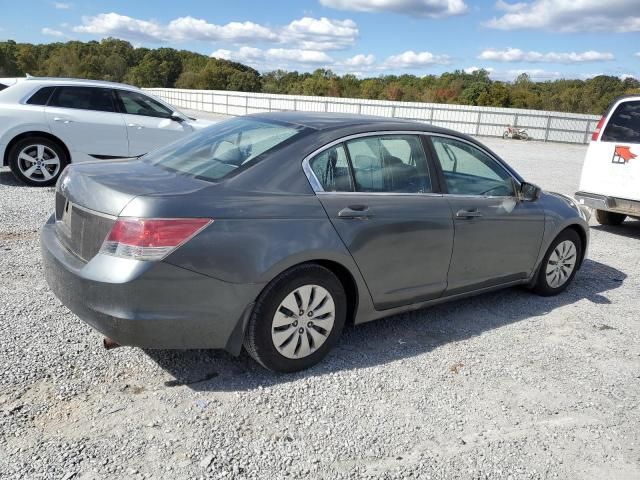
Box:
[0,83,7,92]
[49,86,116,113]
[26,86,56,105]
[345,135,432,193]
[310,145,353,192]
[602,100,640,143]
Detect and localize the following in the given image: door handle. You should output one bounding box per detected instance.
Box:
[338,205,370,218]
[128,123,144,129]
[53,117,73,124]
[456,209,483,219]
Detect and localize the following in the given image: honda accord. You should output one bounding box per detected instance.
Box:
[41,113,590,372]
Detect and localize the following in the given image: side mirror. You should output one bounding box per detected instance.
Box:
[519,181,541,202]
[170,112,185,123]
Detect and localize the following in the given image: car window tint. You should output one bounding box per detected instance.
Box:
[26,86,56,105]
[431,136,514,196]
[602,100,640,143]
[345,135,431,193]
[49,86,116,113]
[310,145,353,192]
[116,90,173,118]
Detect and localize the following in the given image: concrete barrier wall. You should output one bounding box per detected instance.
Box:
[144,88,600,144]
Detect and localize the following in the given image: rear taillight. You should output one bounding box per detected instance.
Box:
[591,116,605,141]
[100,218,212,261]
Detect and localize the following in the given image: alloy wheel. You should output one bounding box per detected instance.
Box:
[17,144,61,183]
[271,284,335,359]
[545,240,577,288]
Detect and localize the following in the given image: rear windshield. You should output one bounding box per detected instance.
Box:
[602,100,640,143]
[144,117,305,181]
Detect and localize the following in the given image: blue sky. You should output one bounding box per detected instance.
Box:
[1,0,639,80]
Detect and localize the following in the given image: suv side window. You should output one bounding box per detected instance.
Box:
[49,86,116,113]
[116,90,173,118]
[345,135,432,193]
[431,136,514,196]
[26,86,56,105]
[310,145,353,192]
[602,100,640,143]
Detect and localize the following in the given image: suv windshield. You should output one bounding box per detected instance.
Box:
[144,118,305,181]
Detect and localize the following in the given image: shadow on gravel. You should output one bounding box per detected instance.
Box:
[592,219,640,240]
[0,169,22,187]
[145,258,625,391]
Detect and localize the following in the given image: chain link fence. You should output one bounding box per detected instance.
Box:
[145,88,600,144]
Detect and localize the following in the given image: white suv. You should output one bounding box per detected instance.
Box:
[0,78,214,186]
[576,95,640,225]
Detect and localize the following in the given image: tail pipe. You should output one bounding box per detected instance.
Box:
[103,337,121,350]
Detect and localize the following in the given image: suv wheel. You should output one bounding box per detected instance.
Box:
[8,137,68,186]
[244,264,347,373]
[533,229,582,296]
[595,209,626,226]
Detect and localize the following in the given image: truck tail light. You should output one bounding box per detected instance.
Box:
[100,218,212,261]
[591,116,605,141]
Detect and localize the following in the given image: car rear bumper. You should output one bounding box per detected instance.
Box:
[575,191,640,217]
[41,214,262,353]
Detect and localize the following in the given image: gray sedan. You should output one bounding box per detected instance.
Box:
[41,113,590,372]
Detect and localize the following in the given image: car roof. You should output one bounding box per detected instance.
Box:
[21,77,141,91]
[247,111,457,134]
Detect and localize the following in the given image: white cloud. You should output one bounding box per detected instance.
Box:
[41,27,65,37]
[74,13,359,51]
[53,2,71,8]
[283,17,358,50]
[636,52,640,58]
[383,50,450,69]
[342,53,376,68]
[74,13,277,43]
[487,0,640,32]
[479,48,614,63]
[319,0,467,17]
[490,69,563,81]
[212,47,333,66]
[464,66,494,74]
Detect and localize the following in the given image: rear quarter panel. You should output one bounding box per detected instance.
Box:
[579,141,640,201]
[0,105,50,165]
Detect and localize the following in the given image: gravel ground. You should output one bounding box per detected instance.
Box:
[1,133,639,480]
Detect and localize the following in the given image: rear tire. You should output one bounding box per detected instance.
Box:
[595,209,626,226]
[244,264,347,373]
[533,229,582,296]
[520,132,529,141]
[8,136,68,187]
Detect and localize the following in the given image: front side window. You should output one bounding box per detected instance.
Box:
[602,100,640,143]
[309,145,353,192]
[345,135,431,193]
[431,136,514,196]
[116,90,173,118]
[49,86,116,113]
[144,117,304,182]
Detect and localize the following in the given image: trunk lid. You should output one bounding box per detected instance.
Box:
[54,159,212,262]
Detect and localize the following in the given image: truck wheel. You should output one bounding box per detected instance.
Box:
[595,210,625,226]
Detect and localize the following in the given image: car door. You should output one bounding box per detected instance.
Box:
[45,86,129,160]
[429,134,545,295]
[307,133,454,310]
[114,89,194,157]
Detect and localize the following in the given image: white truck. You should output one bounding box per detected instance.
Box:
[576,95,640,225]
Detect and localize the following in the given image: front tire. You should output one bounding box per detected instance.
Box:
[244,264,347,373]
[8,137,68,186]
[533,229,582,296]
[595,209,626,226]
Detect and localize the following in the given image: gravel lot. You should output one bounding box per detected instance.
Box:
[1,132,639,480]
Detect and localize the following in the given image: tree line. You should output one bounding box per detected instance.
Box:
[1,39,638,115]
